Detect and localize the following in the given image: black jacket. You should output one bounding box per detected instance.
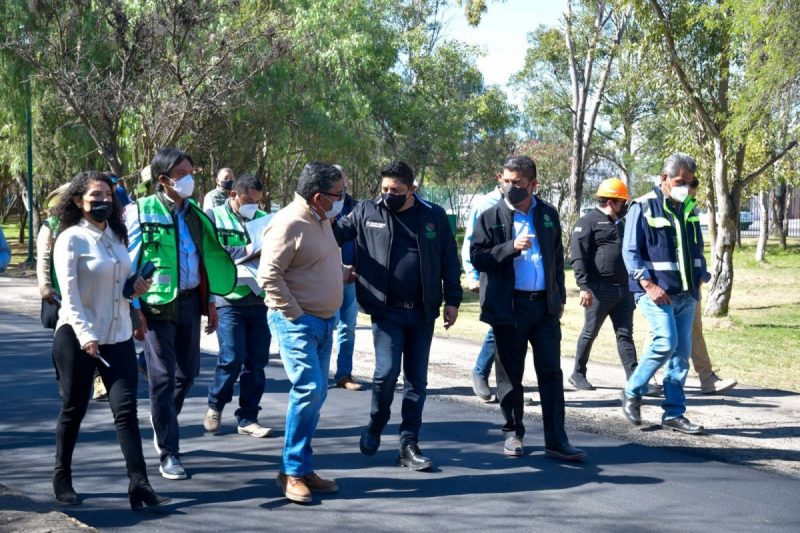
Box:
[569,207,628,289]
[470,196,566,325]
[334,193,463,321]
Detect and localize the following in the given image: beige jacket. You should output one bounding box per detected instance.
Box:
[257,194,343,320]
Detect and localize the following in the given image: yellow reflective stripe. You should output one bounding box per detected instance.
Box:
[645,216,672,228]
[687,216,699,222]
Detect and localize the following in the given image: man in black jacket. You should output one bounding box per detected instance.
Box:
[335,161,462,471]
[471,155,585,461]
[569,178,638,391]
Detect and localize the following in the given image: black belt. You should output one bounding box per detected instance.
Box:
[388,301,417,309]
[513,290,546,300]
[178,288,198,299]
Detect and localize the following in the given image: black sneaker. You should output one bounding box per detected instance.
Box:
[568,372,596,391]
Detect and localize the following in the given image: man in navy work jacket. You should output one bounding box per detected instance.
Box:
[620,153,710,435]
[334,161,462,472]
[471,155,586,461]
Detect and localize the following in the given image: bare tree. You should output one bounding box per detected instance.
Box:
[563,0,629,227]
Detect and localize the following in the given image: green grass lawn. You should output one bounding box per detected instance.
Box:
[433,236,800,392]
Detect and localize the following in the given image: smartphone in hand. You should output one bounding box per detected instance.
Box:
[123,261,156,298]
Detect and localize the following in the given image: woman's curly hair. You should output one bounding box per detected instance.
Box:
[56,171,128,245]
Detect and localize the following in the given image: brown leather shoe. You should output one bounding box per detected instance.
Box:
[336,376,363,391]
[303,472,338,493]
[276,473,312,503]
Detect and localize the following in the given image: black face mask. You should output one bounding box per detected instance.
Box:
[502,184,530,205]
[221,180,234,191]
[382,192,407,212]
[616,202,629,219]
[89,200,113,223]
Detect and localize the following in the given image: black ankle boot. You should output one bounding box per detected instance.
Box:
[128,481,170,511]
[53,471,78,505]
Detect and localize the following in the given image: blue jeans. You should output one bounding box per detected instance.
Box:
[624,292,696,420]
[474,328,495,378]
[208,304,270,426]
[369,308,435,447]
[268,310,335,476]
[333,283,358,381]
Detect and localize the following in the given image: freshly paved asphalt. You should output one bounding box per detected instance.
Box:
[1,310,799,532]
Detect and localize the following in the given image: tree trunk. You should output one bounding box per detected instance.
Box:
[755,188,769,262]
[14,172,41,244]
[707,178,717,264]
[705,137,735,317]
[773,182,788,249]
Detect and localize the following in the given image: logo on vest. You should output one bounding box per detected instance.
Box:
[366,221,386,229]
[543,213,554,228]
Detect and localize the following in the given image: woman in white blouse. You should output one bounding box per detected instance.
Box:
[52,171,169,510]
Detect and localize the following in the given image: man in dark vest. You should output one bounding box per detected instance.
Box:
[620,153,709,435]
[126,147,236,480]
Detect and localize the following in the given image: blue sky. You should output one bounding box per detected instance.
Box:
[442,0,564,97]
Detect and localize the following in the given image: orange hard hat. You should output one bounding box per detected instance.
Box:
[595,178,631,201]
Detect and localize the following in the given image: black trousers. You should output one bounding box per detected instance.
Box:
[493,295,568,446]
[143,290,201,461]
[52,325,147,483]
[368,307,435,447]
[573,282,638,379]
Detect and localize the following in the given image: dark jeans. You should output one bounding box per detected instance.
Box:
[573,282,638,379]
[493,295,568,447]
[208,304,270,426]
[369,308,435,447]
[52,325,147,483]
[143,290,201,461]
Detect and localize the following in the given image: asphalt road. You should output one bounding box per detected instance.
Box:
[1,310,798,532]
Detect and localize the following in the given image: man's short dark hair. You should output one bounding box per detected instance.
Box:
[380,161,414,187]
[151,147,193,180]
[502,156,537,182]
[233,174,263,195]
[296,162,343,201]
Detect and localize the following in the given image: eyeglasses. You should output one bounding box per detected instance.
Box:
[322,187,347,200]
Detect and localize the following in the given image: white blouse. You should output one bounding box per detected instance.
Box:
[54,218,133,347]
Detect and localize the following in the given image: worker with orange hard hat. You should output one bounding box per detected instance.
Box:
[568,177,658,394]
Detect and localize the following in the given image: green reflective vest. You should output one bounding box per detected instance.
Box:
[211,202,267,300]
[136,194,236,317]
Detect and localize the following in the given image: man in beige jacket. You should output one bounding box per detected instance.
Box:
[258,162,347,504]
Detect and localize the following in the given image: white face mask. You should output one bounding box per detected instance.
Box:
[669,184,689,203]
[170,174,195,199]
[325,198,345,219]
[238,203,258,220]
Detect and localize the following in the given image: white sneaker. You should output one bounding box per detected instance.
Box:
[238,423,273,438]
[204,408,222,433]
[700,372,738,394]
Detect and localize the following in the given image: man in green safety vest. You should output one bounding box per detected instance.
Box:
[202,174,274,439]
[125,147,236,480]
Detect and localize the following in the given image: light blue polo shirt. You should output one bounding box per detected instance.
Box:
[511,197,546,291]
